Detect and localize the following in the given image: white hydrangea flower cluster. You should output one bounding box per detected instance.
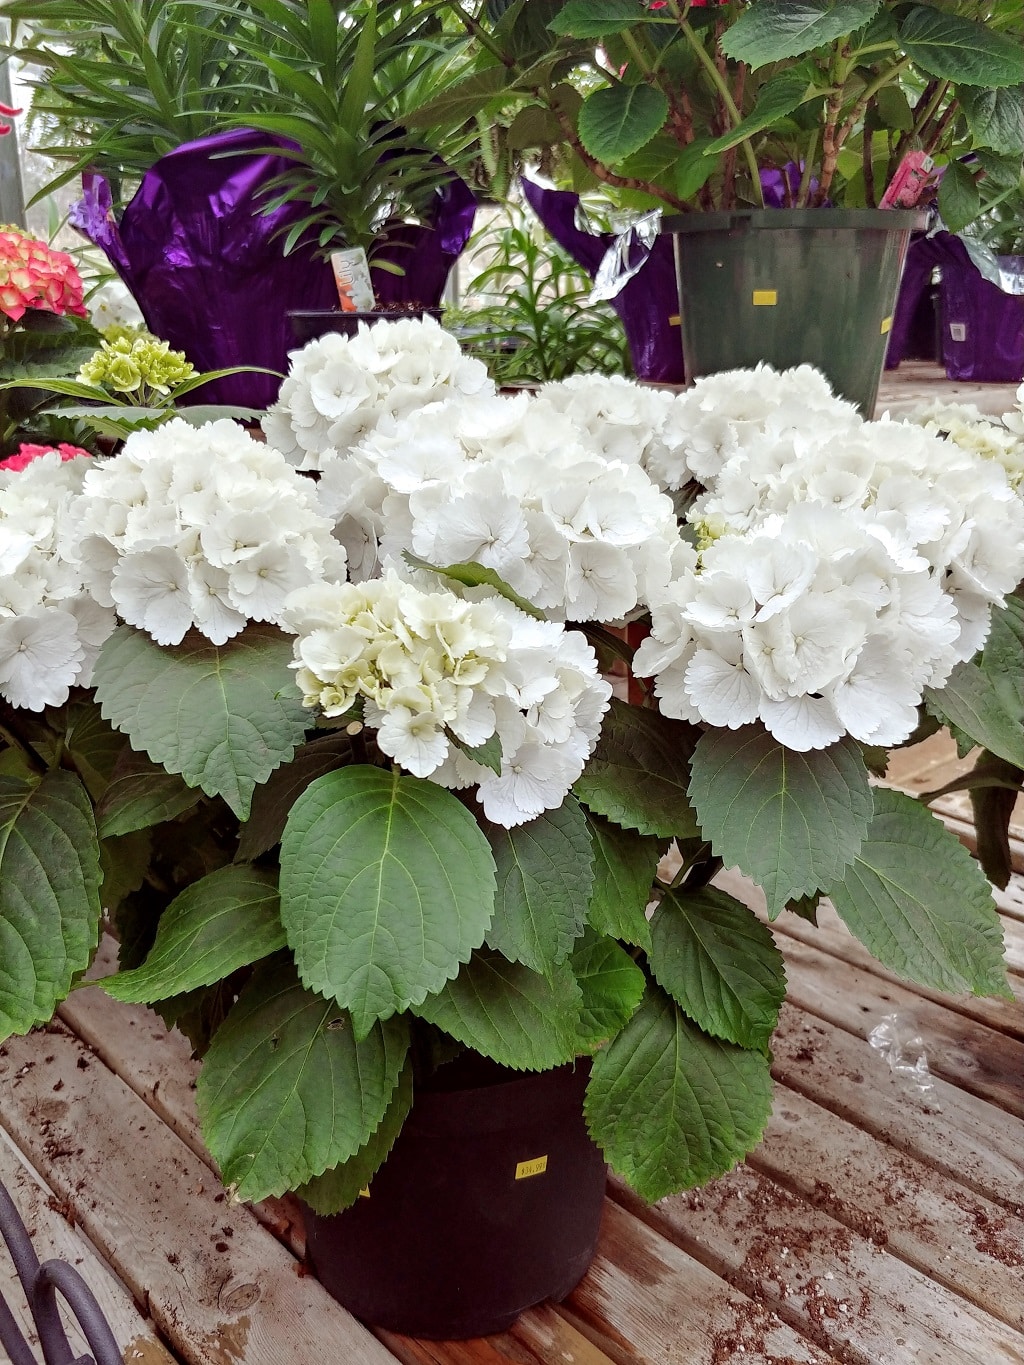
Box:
[67,418,348,646]
[907,397,1024,490]
[644,363,861,490]
[634,407,1024,751]
[282,567,612,827]
[262,314,494,471]
[0,452,116,709]
[316,388,688,623]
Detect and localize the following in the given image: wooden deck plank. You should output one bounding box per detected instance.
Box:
[613,1165,1024,1365]
[0,1127,179,1365]
[748,1085,1024,1334]
[767,900,1024,1038]
[561,1201,834,1365]
[715,869,1024,1119]
[772,1006,1024,1212]
[0,1021,402,1365]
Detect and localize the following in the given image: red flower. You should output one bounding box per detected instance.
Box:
[0,226,87,323]
[0,100,21,137]
[0,442,92,472]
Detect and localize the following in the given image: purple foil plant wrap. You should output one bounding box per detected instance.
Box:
[887,230,1024,383]
[71,129,476,408]
[520,178,684,383]
[520,166,823,385]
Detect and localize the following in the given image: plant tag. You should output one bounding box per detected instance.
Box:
[515,1155,548,1180]
[752,289,777,306]
[879,151,935,209]
[331,248,375,313]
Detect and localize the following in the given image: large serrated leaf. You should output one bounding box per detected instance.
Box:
[584,809,659,951]
[574,698,701,839]
[298,1060,414,1215]
[705,71,819,154]
[722,0,881,69]
[0,771,102,1039]
[959,86,1024,156]
[196,960,409,1202]
[412,949,582,1070]
[484,796,593,973]
[649,888,785,1052]
[980,592,1024,718]
[925,662,1024,769]
[689,728,872,919]
[829,787,1011,998]
[237,731,353,861]
[96,745,203,839]
[585,985,774,1202]
[571,929,646,1052]
[937,160,982,233]
[548,0,645,37]
[578,84,669,165]
[93,624,309,820]
[280,767,496,1038]
[897,5,1024,87]
[100,864,285,1004]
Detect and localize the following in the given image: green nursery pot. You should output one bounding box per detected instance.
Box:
[663,209,920,415]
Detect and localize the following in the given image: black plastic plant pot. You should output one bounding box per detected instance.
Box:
[287,308,443,346]
[662,208,920,415]
[302,1057,607,1339]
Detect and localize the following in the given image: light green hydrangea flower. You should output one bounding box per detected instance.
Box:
[78,335,196,405]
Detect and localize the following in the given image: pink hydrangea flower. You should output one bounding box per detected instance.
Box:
[0,442,91,472]
[0,226,87,322]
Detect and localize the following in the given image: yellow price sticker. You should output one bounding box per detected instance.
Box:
[515,1155,548,1180]
[880,315,893,334]
[752,289,778,306]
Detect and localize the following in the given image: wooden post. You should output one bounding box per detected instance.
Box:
[0,22,26,227]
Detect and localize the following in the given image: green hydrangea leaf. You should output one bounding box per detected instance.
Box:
[722,0,881,68]
[298,1059,414,1215]
[649,887,786,1052]
[96,745,203,839]
[897,5,1024,87]
[484,795,593,973]
[571,929,646,1051]
[925,660,1024,769]
[547,0,646,39]
[92,624,309,820]
[584,809,659,951]
[0,771,102,1039]
[578,84,669,164]
[705,71,819,154]
[196,960,409,1202]
[585,985,773,1202]
[280,767,496,1038]
[959,85,1024,156]
[689,727,872,919]
[829,787,1012,998]
[574,698,701,839]
[237,731,354,861]
[936,159,982,233]
[100,864,285,1003]
[412,949,583,1071]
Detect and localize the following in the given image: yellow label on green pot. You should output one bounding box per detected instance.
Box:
[880,316,893,333]
[515,1155,548,1180]
[752,289,778,306]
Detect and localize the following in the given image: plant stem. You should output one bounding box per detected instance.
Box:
[675,15,763,207]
